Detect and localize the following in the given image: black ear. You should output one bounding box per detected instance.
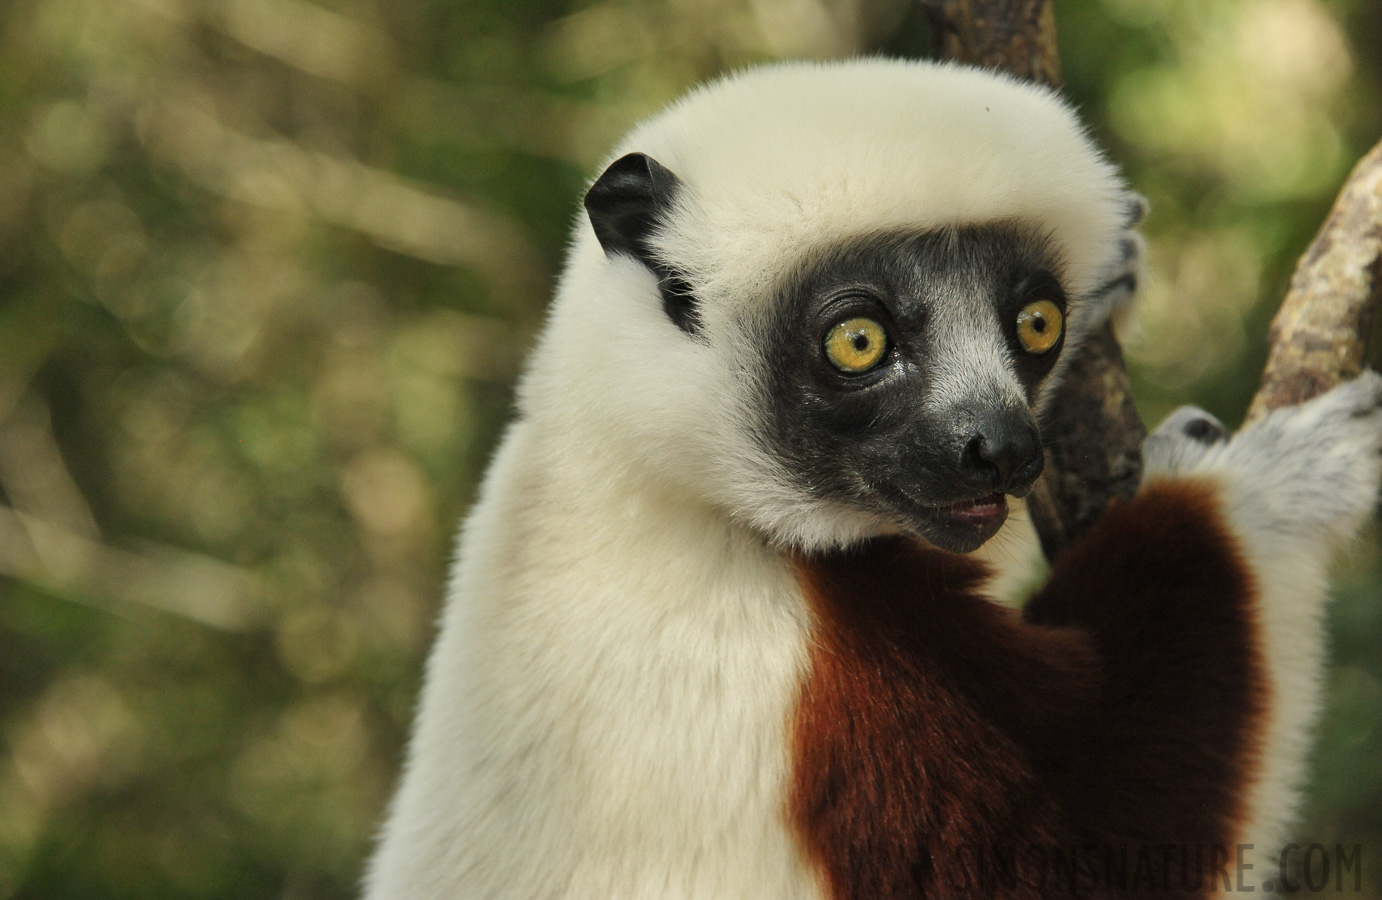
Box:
[584,153,700,334]
[584,153,680,257]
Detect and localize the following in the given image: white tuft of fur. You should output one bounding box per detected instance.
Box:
[1143,372,1382,868]
[614,60,1130,332]
[364,419,822,899]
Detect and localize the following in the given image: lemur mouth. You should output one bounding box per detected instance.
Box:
[938,493,1008,527]
[881,481,1015,553]
[886,488,1010,554]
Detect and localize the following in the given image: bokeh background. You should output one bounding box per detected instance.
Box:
[0,0,1380,896]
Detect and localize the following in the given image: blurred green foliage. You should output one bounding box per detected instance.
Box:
[0,0,1379,897]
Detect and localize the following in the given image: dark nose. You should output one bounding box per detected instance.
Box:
[957,413,1044,494]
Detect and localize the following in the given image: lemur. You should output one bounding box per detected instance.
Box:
[364,58,1382,899]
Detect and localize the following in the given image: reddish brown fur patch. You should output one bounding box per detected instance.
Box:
[789,482,1269,899]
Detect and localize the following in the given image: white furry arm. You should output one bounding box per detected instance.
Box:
[1141,372,1382,861]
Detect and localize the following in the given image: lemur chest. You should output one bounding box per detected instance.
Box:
[513,537,1092,899]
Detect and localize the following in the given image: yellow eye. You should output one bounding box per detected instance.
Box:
[824,317,888,373]
[1016,300,1063,355]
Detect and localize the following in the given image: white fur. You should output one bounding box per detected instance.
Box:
[1142,373,1382,867]
[364,176,828,898]
[365,419,820,898]
[619,60,1129,332]
[363,58,1370,899]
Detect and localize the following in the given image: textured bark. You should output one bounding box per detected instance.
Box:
[920,0,1146,560]
[1025,329,1146,561]
[922,0,1061,88]
[1244,139,1382,423]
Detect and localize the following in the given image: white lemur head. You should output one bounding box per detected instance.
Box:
[518,58,1140,554]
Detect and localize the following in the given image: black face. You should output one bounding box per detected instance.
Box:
[757,225,1069,554]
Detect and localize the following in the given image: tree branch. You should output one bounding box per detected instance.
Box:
[922,0,1061,87]
[1245,138,1382,422]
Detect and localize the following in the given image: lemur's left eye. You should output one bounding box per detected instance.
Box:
[824,317,888,373]
[1016,300,1063,355]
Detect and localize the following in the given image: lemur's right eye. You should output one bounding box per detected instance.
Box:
[824,317,888,373]
[1016,300,1063,355]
